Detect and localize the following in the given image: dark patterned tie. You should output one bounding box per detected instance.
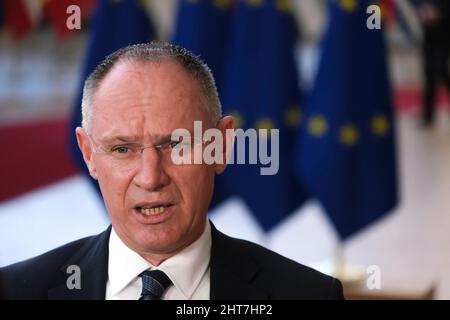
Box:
[139,269,172,300]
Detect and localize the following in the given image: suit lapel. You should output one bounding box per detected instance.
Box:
[47,223,268,299]
[47,226,111,300]
[209,223,268,299]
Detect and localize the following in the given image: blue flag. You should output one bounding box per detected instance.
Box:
[172,0,234,207]
[297,0,398,239]
[68,0,154,183]
[173,0,308,231]
[172,0,232,92]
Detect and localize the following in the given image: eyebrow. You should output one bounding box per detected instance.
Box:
[99,134,176,145]
[99,136,140,144]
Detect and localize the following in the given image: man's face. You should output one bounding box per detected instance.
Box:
[76,60,231,263]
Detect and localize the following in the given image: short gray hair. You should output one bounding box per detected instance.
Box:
[81,41,222,133]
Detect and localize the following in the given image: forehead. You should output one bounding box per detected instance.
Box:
[90,59,211,140]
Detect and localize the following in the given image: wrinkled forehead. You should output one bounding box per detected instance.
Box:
[89,60,212,142]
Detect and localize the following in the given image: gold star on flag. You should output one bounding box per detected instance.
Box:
[276,0,293,13]
[284,106,302,128]
[255,118,275,131]
[230,111,244,129]
[371,114,390,137]
[213,0,233,10]
[246,0,264,8]
[308,116,328,138]
[339,124,359,146]
[340,0,358,12]
[137,0,147,9]
[255,118,275,140]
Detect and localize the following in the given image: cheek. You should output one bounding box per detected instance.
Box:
[95,162,134,208]
[176,165,215,209]
[95,158,134,182]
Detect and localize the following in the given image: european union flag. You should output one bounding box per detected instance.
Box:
[172,0,234,208]
[297,0,398,239]
[172,0,232,92]
[68,0,154,184]
[173,0,308,230]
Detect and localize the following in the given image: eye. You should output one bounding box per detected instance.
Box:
[111,146,131,154]
[169,141,182,149]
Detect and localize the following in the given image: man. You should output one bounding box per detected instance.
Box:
[410,0,450,126]
[0,42,344,300]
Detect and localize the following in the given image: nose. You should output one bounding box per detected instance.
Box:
[133,147,170,191]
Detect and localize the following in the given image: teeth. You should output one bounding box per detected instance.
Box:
[139,206,167,216]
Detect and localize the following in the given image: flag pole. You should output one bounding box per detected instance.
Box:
[333,241,346,280]
[332,241,365,286]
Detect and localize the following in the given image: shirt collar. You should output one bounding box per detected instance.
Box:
[108,220,211,299]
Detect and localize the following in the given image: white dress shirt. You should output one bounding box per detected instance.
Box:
[105,220,211,300]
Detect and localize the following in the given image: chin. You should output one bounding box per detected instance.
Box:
[135,229,185,254]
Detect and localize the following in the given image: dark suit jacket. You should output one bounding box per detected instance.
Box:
[0,223,344,300]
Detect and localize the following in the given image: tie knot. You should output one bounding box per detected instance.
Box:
[139,269,172,300]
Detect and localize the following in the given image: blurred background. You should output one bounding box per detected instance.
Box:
[1,0,450,299]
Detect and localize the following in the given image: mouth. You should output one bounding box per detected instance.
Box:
[134,203,174,216]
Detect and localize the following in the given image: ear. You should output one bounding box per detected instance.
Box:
[214,115,234,175]
[75,127,98,180]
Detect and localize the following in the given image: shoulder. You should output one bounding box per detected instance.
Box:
[212,228,344,299]
[0,233,100,299]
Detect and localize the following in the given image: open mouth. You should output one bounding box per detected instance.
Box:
[135,204,173,216]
